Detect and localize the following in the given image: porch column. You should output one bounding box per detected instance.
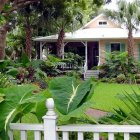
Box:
[98,41,101,66]
[62,42,68,59]
[40,42,43,60]
[43,46,48,60]
[62,42,64,59]
[39,42,47,60]
[85,41,88,71]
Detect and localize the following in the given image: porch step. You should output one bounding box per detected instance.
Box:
[84,70,99,80]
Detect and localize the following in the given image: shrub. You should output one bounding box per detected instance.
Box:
[116,74,126,83]
[135,74,140,79]
[64,52,84,70]
[99,52,140,83]
[0,73,12,88]
[66,71,82,79]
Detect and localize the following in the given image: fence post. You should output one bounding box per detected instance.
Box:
[43,98,57,140]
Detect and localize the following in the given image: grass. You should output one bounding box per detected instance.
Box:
[12,82,140,139]
[91,82,140,112]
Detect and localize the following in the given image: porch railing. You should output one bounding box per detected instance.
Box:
[57,62,85,70]
[9,98,140,140]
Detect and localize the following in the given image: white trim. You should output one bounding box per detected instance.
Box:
[98,41,101,66]
[39,42,43,60]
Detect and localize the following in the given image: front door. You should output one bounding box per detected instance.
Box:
[87,42,99,70]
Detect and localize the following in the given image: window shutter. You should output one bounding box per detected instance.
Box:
[105,43,111,59]
[105,43,111,53]
[120,43,126,52]
[138,43,140,61]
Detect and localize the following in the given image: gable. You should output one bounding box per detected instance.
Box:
[83,14,121,29]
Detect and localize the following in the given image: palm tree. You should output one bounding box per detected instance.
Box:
[105,0,140,58]
[55,0,104,58]
[0,26,7,59]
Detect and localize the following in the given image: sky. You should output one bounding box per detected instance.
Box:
[104,0,135,10]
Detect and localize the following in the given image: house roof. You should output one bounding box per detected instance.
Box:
[33,14,140,42]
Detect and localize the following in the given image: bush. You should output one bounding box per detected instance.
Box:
[116,74,126,83]
[66,71,82,79]
[0,73,12,88]
[135,74,140,79]
[99,52,140,83]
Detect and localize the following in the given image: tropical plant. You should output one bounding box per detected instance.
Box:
[51,0,104,58]
[105,0,140,58]
[64,52,84,70]
[0,0,39,60]
[0,72,11,88]
[17,2,42,59]
[99,51,140,83]
[41,54,64,76]
[100,90,140,125]
[99,89,140,139]
[0,53,48,86]
[49,76,96,125]
[0,84,49,139]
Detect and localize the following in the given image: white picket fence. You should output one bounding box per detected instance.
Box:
[9,98,140,140]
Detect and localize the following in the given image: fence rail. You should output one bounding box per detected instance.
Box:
[9,98,140,140]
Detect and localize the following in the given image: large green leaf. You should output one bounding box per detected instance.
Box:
[0,85,46,132]
[49,77,93,115]
[34,89,51,122]
[0,94,5,103]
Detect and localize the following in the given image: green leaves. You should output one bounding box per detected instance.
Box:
[0,85,46,133]
[100,89,140,126]
[0,73,11,88]
[49,77,93,115]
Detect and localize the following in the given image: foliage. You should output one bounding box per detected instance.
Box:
[0,84,49,139]
[99,52,140,83]
[49,77,97,125]
[41,54,63,76]
[109,91,140,125]
[64,52,84,70]
[49,77,93,115]
[99,89,140,139]
[116,74,126,83]
[0,72,11,88]
[66,71,82,80]
[0,54,47,87]
[105,0,140,57]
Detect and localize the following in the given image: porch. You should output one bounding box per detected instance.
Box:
[34,40,100,79]
[9,98,140,140]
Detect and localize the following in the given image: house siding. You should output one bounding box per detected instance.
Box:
[99,39,140,64]
[85,15,120,28]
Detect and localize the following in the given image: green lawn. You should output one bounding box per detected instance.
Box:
[13,82,140,139]
[91,82,140,112]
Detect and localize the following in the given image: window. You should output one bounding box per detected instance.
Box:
[98,21,107,25]
[111,43,120,52]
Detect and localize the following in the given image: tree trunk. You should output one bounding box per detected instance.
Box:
[56,28,65,58]
[127,29,134,58]
[25,19,32,59]
[0,0,8,12]
[0,26,7,60]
